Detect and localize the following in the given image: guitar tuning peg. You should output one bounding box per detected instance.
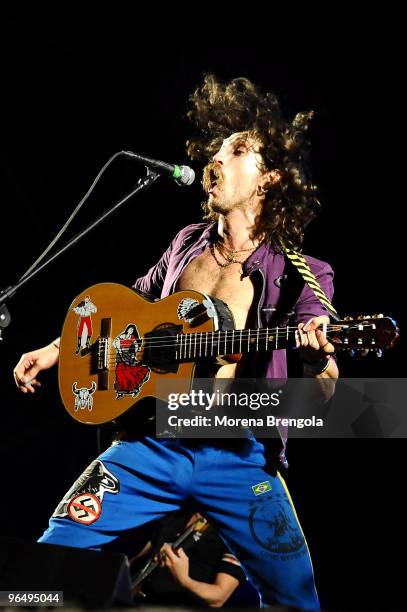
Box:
[375,349,383,358]
[373,313,383,318]
[347,349,356,357]
[360,349,369,357]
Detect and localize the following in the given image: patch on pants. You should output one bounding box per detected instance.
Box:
[53,459,120,523]
[248,492,305,557]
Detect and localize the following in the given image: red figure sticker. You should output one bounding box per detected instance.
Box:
[112,324,150,399]
[72,295,97,354]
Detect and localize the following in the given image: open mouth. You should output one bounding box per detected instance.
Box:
[209,172,217,193]
[208,167,221,193]
[203,163,223,195]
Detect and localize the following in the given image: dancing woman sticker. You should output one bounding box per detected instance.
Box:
[112,324,150,399]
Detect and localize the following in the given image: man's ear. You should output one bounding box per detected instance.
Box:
[263,169,283,190]
[258,169,283,194]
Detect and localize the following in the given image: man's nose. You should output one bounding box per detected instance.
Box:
[212,152,223,164]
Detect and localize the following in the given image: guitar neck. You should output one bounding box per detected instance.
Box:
[177,326,296,360]
[132,519,207,588]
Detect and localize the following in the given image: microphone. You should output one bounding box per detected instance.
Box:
[123,151,195,186]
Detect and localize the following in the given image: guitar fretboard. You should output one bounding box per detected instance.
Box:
[175,327,296,360]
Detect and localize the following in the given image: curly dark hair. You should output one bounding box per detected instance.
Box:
[186,74,320,251]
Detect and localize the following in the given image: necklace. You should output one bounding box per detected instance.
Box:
[210,242,255,267]
[220,243,256,255]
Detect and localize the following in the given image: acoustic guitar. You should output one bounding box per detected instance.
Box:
[58,283,399,425]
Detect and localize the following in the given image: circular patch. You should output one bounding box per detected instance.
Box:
[249,493,305,555]
[67,493,102,525]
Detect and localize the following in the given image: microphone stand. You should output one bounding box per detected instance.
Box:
[0,168,160,341]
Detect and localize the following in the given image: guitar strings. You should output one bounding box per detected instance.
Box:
[101,323,367,347]
[97,324,376,359]
[102,324,373,346]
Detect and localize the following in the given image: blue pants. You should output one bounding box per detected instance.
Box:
[39,436,319,609]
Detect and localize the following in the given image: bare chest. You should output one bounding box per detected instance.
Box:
[175,247,255,330]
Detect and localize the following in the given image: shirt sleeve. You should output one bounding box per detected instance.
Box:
[216,552,246,584]
[132,234,177,299]
[294,259,335,324]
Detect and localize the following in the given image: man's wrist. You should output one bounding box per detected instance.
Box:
[302,354,331,375]
[52,338,60,350]
[179,575,193,589]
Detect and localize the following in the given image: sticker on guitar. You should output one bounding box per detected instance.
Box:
[72,381,97,411]
[177,298,199,323]
[112,324,151,399]
[72,295,97,354]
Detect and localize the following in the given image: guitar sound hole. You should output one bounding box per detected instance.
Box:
[143,324,182,373]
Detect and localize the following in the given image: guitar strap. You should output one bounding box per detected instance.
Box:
[283,248,340,321]
[269,249,339,470]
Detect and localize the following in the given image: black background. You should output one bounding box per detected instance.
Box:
[0,11,404,611]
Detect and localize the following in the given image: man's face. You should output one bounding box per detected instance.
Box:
[203,132,265,214]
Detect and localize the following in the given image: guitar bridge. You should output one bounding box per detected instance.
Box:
[96,317,111,389]
[97,337,109,370]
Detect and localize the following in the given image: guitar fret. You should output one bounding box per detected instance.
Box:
[239,330,242,353]
[176,334,178,360]
[266,327,269,351]
[275,327,279,349]
[217,331,220,355]
[189,335,191,359]
[211,332,214,356]
[232,329,235,354]
[256,328,259,352]
[205,332,208,357]
[199,332,202,357]
[224,330,227,354]
[248,329,251,352]
[194,333,197,358]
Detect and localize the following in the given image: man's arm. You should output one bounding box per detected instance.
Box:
[13,338,60,393]
[181,570,240,608]
[159,544,240,608]
[297,315,338,400]
[293,259,338,399]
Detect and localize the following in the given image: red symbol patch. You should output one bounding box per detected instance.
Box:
[67,493,102,525]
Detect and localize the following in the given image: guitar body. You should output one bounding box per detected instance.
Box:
[59,283,235,425]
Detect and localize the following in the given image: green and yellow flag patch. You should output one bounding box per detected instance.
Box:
[252,481,272,496]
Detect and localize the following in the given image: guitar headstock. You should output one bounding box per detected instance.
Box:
[192,517,209,534]
[327,314,399,355]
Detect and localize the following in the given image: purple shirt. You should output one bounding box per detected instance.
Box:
[133,222,335,379]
